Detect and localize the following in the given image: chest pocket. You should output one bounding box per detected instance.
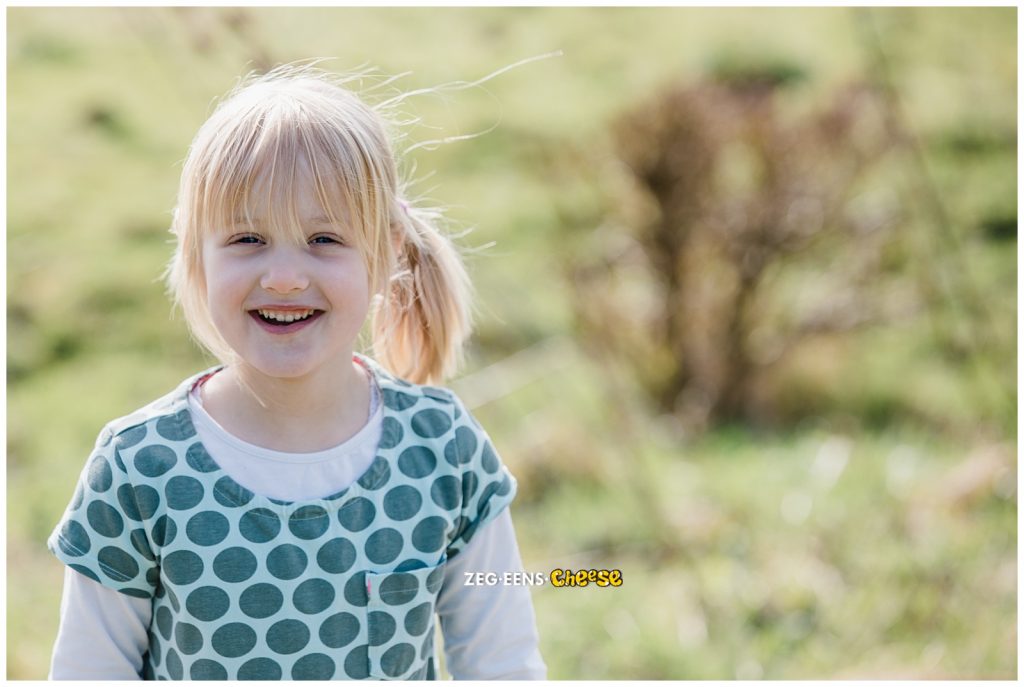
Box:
[366,561,446,679]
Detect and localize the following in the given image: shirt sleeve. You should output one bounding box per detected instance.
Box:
[437,508,547,679]
[49,568,151,680]
[46,427,159,598]
[445,397,518,559]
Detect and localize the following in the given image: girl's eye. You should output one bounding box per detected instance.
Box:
[229,233,264,245]
[309,234,345,246]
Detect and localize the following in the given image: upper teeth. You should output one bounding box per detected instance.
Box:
[258,309,315,323]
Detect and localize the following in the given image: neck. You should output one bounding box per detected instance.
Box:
[201,356,372,452]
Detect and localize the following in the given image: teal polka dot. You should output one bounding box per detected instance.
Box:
[186,586,230,622]
[118,484,160,521]
[130,528,155,561]
[405,602,432,635]
[454,426,478,464]
[59,521,91,556]
[120,587,151,598]
[394,558,428,572]
[343,573,368,607]
[481,443,500,473]
[430,476,460,509]
[381,643,416,677]
[190,659,227,680]
[410,408,452,439]
[185,443,218,473]
[97,546,139,582]
[462,472,480,502]
[156,410,196,441]
[156,606,173,640]
[320,612,360,649]
[449,515,470,549]
[384,485,422,521]
[239,583,283,619]
[165,648,183,679]
[266,544,307,581]
[368,611,396,646]
[343,644,370,679]
[266,619,310,654]
[378,573,418,605]
[213,476,254,508]
[212,547,257,583]
[165,476,204,510]
[116,425,148,449]
[477,503,493,534]
[294,578,335,614]
[167,585,181,612]
[497,474,513,496]
[289,506,329,540]
[69,563,100,582]
[149,633,162,665]
[382,388,418,411]
[420,386,450,401]
[238,508,280,543]
[186,511,229,546]
[87,455,113,492]
[238,657,282,680]
[113,450,128,474]
[116,484,140,522]
[292,653,336,680]
[135,445,178,478]
[163,550,203,585]
[317,538,356,574]
[379,417,404,449]
[174,621,204,654]
[146,567,160,588]
[212,622,257,658]
[365,528,403,565]
[477,481,501,514]
[338,497,376,532]
[411,516,447,554]
[357,457,391,490]
[443,440,460,468]
[151,515,177,547]
[398,446,437,479]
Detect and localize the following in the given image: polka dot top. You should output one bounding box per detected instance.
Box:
[47,356,518,680]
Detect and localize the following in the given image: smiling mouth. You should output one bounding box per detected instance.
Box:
[250,309,323,327]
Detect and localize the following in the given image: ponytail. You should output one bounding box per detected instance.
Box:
[372,202,472,385]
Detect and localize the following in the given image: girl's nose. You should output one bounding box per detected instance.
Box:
[259,250,310,294]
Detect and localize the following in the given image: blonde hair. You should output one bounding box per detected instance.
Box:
[166,64,471,384]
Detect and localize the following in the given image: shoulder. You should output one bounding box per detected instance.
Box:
[362,356,468,418]
[96,368,217,449]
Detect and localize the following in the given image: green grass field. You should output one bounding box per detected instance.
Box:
[7,7,1016,679]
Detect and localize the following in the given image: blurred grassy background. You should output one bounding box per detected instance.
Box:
[7,6,1016,679]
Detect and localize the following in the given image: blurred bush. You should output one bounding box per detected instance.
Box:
[551,55,1014,438]
[570,72,900,430]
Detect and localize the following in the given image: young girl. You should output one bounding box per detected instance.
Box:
[47,65,546,681]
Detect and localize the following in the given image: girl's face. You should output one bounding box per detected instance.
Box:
[200,175,371,383]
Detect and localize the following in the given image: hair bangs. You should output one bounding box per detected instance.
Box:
[192,99,306,248]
